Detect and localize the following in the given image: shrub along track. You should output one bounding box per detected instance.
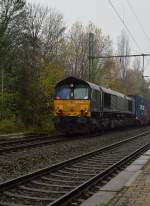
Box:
[0,131,150,206]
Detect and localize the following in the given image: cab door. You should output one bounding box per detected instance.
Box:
[91,89,102,115]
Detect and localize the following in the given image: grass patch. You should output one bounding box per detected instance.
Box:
[32,117,60,135]
[0,116,60,138]
[0,117,59,136]
[96,203,108,206]
[0,119,26,135]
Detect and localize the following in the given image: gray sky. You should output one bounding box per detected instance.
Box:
[28,0,150,76]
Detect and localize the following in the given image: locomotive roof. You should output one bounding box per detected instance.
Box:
[100,86,125,98]
[100,87,134,101]
[56,76,100,90]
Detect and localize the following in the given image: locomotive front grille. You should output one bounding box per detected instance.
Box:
[54,100,91,117]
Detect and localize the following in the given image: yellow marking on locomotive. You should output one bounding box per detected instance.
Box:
[54,100,91,117]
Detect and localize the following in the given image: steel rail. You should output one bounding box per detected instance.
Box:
[0,130,149,189]
[0,133,47,141]
[49,139,150,206]
[0,134,66,154]
[0,127,149,155]
[0,133,55,144]
[0,131,107,154]
[0,130,150,205]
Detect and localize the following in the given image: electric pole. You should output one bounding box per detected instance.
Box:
[88,33,94,81]
[142,54,145,76]
[1,68,4,119]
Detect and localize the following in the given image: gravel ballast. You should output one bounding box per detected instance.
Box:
[0,126,149,183]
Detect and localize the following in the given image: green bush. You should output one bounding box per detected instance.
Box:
[96,203,108,206]
[32,116,59,134]
[0,119,25,134]
[0,116,58,135]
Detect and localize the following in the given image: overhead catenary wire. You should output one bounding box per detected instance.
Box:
[126,0,150,74]
[126,0,150,45]
[91,53,150,59]
[108,0,142,53]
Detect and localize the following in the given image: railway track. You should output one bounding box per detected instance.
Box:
[0,131,150,206]
[0,126,149,155]
[0,133,67,155]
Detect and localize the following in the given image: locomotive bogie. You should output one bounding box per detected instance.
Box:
[54,116,92,134]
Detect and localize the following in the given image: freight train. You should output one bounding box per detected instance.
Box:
[54,76,150,134]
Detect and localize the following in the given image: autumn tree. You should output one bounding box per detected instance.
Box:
[16,3,66,127]
[0,0,26,119]
[0,1,66,128]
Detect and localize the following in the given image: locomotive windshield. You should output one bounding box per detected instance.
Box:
[74,87,88,99]
[55,84,89,99]
[56,86,71,99]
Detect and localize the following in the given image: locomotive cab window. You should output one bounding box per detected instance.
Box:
[55,84,89,100]
[74,86,89,99]
[55,85,71,99]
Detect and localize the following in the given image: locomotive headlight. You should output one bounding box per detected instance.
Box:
[84,109,88,114]
[56,105,63,110]
[84,109,88,116]
[56,106,63,115]
[70,83,74,88]
[80,108,88,116]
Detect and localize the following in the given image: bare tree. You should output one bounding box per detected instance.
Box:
[133,56,141,71]
[0,0,26,66]
[117,30,130,80]
[65,22,88,78]
[86,22,112,82]
[66,22,112,82]
[42,8,65,62]
[24,4,65,65]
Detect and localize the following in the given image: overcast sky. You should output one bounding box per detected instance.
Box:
[27,0,150,76]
